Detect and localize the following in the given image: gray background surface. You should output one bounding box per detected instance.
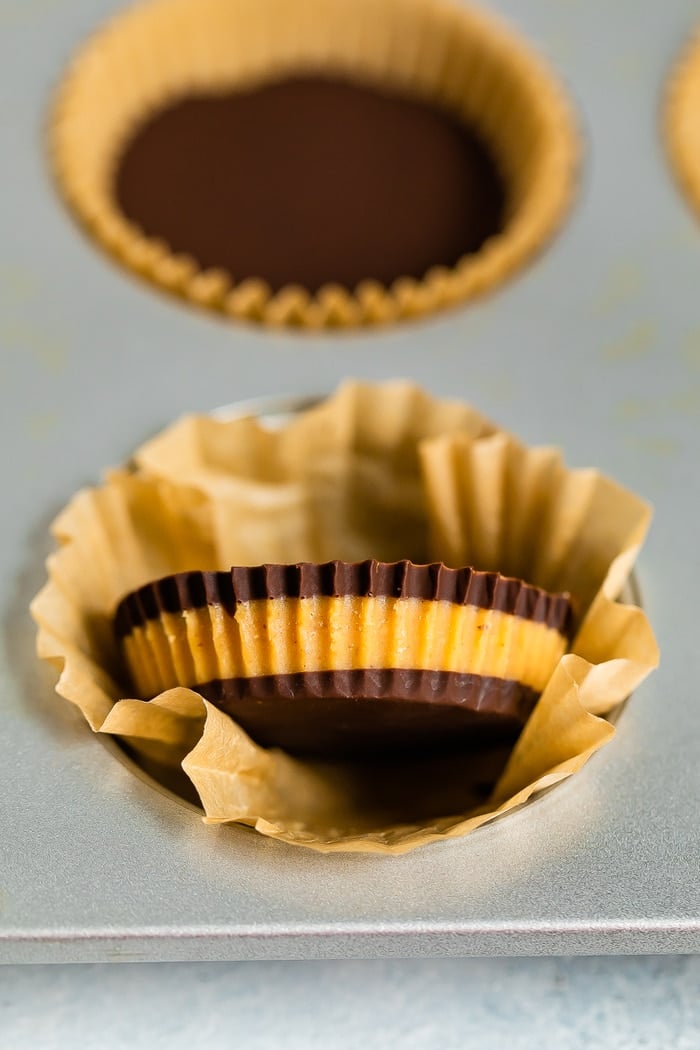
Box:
[2,956,699,1049]
[1,0,699,1039]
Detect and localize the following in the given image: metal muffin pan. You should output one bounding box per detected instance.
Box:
[2,0,699,962]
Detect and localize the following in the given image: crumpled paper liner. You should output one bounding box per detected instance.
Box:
[31,380,658,853]
[50,0,578,329]
[665,28,700,221]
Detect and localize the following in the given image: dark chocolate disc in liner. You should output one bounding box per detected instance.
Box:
[114,75,506,293]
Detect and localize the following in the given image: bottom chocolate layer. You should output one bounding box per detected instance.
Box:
[193,670,538,758]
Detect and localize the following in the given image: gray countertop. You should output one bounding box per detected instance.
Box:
[2,957,699,1048]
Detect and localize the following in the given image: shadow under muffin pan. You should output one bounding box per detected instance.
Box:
[50,0,578,328]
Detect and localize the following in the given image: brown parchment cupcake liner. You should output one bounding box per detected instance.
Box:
[135,379,498,566]
[50,0,579,328]
[30,381,658,853]
[665,28,700,220]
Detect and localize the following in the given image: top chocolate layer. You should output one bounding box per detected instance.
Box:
[114,75,506,293]
[114,561,572,638]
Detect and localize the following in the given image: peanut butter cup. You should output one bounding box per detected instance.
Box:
[32,381,658,852]
[116,560,572,757]
[51,0,578,327]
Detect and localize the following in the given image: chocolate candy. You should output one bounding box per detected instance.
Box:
[114,76,506,293]
[116,561,571,758]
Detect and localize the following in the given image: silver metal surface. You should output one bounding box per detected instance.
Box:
[1,0,699,963]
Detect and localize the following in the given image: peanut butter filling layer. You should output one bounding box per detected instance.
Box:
[121,595,567,699]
